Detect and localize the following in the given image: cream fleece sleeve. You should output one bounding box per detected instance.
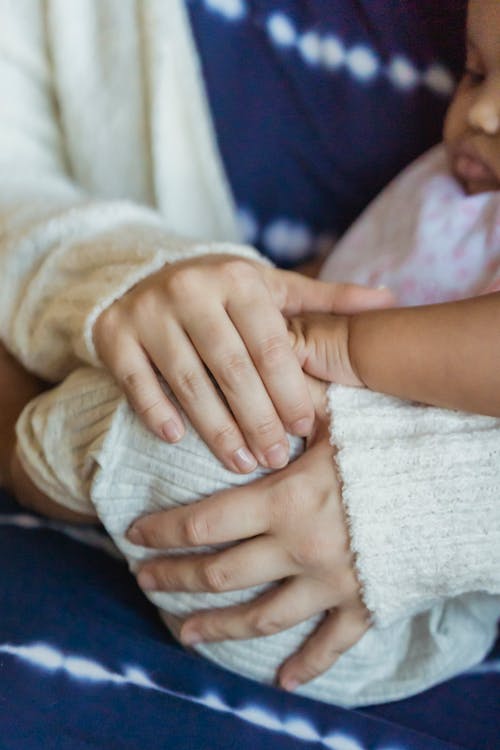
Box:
[327,385,500,627]
[0,2,260,381]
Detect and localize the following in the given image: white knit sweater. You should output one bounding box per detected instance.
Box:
[2,0,500,706]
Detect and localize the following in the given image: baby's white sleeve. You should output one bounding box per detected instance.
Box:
[327,385,500,627]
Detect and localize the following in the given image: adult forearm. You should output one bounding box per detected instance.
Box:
[349,292,500,416]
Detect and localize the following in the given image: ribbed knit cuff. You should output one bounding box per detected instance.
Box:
[327,385,500,627]
[15,369,123,515]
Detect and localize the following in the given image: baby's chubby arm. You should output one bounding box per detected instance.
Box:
[289,292,500,417]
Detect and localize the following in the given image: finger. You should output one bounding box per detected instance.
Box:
[226,292,314,439]
[101,330,185,442]
[136,536,295,593]
[127,477,272,549]
[179,576,334,645]
[270,269,396,315]
[143,321,258,474]
[278,605,371,690]
[184,304,291,468]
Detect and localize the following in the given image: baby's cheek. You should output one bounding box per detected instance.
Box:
[443,86,470,148]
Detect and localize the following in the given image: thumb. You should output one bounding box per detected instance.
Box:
[274,269,396,315]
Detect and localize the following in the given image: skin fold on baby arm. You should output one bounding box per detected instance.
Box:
[289,292,500,418]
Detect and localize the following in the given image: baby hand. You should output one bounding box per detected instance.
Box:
[288,313,364,387]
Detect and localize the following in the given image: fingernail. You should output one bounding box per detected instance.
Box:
[162,419,182,442]
[291,417,312,436]
[281,676,300,692]
[233,447,258,473]
[127,524,145,546]
[137,571,156,591]
[265,442,289,469]
[182,629,203,647]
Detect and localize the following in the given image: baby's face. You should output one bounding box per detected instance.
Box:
[444,0,500,194]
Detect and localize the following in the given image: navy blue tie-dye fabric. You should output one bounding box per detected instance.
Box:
[2,2,499,748]
[187,0,466,266]
[0,488,499,749]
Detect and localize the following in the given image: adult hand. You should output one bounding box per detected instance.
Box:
[127,379,371,689]
[93,253,393,474]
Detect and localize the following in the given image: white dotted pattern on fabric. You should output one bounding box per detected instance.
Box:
[264,11,454,95]
[197,3,455,94]
[262,218,313,261]
[203,0,247,21]
[0,641,384,749]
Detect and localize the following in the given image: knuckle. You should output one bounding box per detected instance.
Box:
[298,654,328,681]
[182,512,209,547]
[325,641,346,661]
[252,412,281,440]
[142,523,165,549]
[120,371,159,412]
[286,398,313,425]
[135,396,164,418]
[132,287,160,320]
[269,475,307,527]
[196,616,223,642]
[210,421,241,452]
[95,303,118,335]
[174,368,204,402]
[154,566,176,591]
[292,532,329,570]
[121,369,143,394]
[216,351,253,389]
[293,539,322,569]
[202,562,232,593]
[222,259,259,286]
[94,305,123,352]
[255,334,289,369]
[250,610,284,637]
[167,266,202,299]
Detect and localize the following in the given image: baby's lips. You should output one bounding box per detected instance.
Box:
[455,153,494,183]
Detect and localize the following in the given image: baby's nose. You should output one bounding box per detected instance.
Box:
[468,97,500,135]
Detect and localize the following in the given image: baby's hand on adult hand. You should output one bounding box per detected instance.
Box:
[93,254,391,474]
[127,397,371,689]
[288,313,364,387]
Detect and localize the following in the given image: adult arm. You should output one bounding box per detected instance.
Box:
[0,3,391,473]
